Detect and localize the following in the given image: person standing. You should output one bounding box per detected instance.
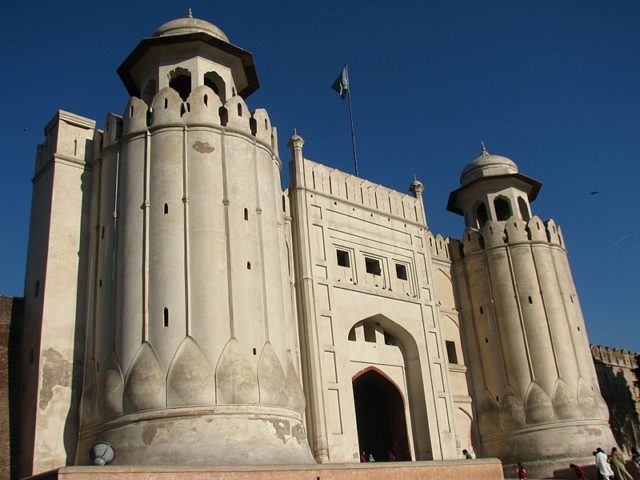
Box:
[609,447,634,480]
[594,448,614,480]
[462,449,473,459]
[569,463,586,480]
[516,463,527,479]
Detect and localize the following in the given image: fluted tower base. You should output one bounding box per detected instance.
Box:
[77,406,314,466]
[486,419,615,478]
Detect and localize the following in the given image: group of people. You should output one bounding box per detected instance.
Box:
[462,446,640,480]
[358,450,397,462]
[586,447,640,480]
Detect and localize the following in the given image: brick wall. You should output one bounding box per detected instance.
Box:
[0,295,23,480]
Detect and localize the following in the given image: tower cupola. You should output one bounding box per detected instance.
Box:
[117,11,258,105]
[447,144,541,229]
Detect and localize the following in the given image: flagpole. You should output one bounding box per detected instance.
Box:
[345,65,359,177]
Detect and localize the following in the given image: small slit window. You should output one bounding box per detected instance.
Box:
[363,322,376,343]
[164,203,168,214]
[365,257,381,276]
[237,104,242,116]
[445,340,458,364]
[244,208,249,221]
[247,262,252,270]
[163,308,169,327]
[336,249,350,267]
[34,280,40,298]
[395,263,408,280]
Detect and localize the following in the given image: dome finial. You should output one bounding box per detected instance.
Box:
[187,8,193,18]
[480,141,489,156]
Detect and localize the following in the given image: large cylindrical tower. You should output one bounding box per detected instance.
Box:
[77,14,312,465]
[447,145,615,477]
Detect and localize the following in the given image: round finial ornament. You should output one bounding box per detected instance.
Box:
[91,442,115,466]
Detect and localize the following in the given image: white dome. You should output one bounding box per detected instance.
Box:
[153,15,229,42]
[460,146,518,185]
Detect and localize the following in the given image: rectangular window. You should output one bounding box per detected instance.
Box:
[336,249,350,267]
[445,340,458,364]
[395,263,408,280]
[365,257,382,276]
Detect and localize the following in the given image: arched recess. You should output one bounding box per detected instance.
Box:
[347,314,432,460]
[352,367,410,461]
[494,196,512,221]
[475,202,489,228]
[204,71,226,103]
[142,79,156,106]
[169,67,192,101]
[517,197,530,221]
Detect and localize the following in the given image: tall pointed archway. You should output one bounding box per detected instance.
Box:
[353,368,410,461]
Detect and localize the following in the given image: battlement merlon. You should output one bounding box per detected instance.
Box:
[288,136,427,228]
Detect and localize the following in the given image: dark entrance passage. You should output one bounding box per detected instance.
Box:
[353,368,410,461]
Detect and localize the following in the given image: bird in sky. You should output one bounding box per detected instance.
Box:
[589,191,600,195]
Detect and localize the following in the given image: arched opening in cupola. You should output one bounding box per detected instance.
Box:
[476,202,489,228]
[204,71,226,103]
[494,196,512,221]
[518,197,530,221]
[142,79,156,106]
[169,67,192,101]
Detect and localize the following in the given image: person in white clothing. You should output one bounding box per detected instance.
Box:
[593,448,614,480]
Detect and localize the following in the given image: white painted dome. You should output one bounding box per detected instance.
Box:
[153,14,229,42]
[460,145,518,185]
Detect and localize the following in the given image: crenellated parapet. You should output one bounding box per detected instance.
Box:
[427,232,452,263]
[592,344,639,368]
[114,86,278,153]
[300,159,422,224]
[452,215,565,258]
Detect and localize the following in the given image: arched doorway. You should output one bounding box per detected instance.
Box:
[352,368,410,461]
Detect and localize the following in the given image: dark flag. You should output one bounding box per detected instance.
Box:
[331,66,349,100]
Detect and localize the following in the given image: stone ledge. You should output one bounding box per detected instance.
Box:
[26,459,504,480]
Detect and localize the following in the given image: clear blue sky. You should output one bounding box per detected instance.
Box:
[1,1,638,351]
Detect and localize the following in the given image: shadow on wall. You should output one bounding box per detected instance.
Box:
[597,361,640,453]
[8,297,24,480]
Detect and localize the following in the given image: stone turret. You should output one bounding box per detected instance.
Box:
[76,13,312,466]
[447,145,615,477]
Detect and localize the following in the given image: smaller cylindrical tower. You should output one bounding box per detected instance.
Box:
[448,145,614,477]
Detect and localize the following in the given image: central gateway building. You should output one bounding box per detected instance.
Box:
[19,13,615,478]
